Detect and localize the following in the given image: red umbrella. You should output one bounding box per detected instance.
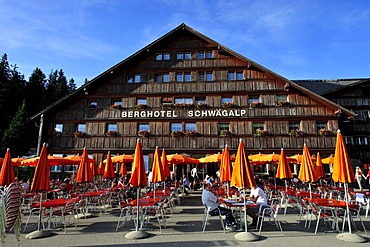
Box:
[90,162,98,176]
[298,144,319,198]
[166,153,199,165]
[161,149,171,178]
[119,163,127,176]
[11,157,26,166]
[75,147,94,183]
[0,149,15,186]
[315,152,326,179]
[230,140,257,238]
[104,151,115,180]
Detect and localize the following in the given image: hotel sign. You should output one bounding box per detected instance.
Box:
[121,109,247,118]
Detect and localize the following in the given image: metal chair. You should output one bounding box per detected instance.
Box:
[201,205,225,233]
[256,202,283,235]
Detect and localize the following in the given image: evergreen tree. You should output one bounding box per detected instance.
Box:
[1,101,30,157]
[25,67,46,116]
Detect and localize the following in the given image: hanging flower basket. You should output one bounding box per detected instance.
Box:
[318,128,331,136]
[162,103,173,108]
[170,131,184,137]
[289,129,304,138]
[109,104,123,109]
[185,130,199,137]
[250,102,262,108]
[196,103,208,109]
[138,130,150,137]
[219,130,232,137]
[173,103,195,108]
[74,131,88,138]
[254,128,268,137]
[105,131,119,137]
[276,101,290,107]
[221,102,235,108]
[135,104,147,109]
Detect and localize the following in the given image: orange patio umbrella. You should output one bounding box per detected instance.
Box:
[220,145,232,182]
[0,149,15,186]
[166,153,199,165]
[65,155,96,164]
[321,154,334,164]
[315,152,326,179]
[104,151,115,180]
[198,153,222,163]
[108,154,134,163]
[127,139,148,235]
[119,162,127,176]
[150,147,165,198]
[30,143,51,231]
[161,149,171,178]
[11,157,26,166]
[230,139,257,239]
[21,155,72,166]
[332,130,356,236]
[90,162,98,176]
[298,144,319,198]
[75,147,94,183]
[276,148,293,192]
[97,160,104,175]
[0,157,3,165]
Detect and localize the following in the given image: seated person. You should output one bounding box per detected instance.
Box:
[202,181,237,231]
[182,175,190,195]
[245,181,268,227]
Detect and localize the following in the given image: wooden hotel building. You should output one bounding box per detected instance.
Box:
[32,24,357,177]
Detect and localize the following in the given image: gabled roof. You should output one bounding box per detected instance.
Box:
[30,23,357,120]
[320,78,370,97]
[293,78,366,95]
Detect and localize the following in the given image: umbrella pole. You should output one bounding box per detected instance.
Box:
[344,183,352,233]
[309,183,312,199]
[136,187,140,231]
[37,192,42,231]
[243,189,248,232]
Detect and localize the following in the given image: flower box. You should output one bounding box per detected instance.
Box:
[250,102,262,108]
[318,128,331,136]
[276,101,290,107]
[162,103,173,108]
[289,129,304,138]
[254,128,268,137]
[185,130,199,137]
[219,130,232,137]
[105,131,119,137]
[170,131,184,137]
[138,130,150,137]
[54,131,62,136]
[173,103,195,108]
[221,102,235,108]
[135,104,147,109]
[196,103,208,109]
[109,104,123,109]
[74,131,88,138]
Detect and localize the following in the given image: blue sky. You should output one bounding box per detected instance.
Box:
[1,0,370,87]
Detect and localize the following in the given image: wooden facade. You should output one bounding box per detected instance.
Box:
[33,24,356,173]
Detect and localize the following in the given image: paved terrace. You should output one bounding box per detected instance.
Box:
[5,190,370,247]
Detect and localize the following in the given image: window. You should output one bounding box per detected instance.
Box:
[185,123,196,131]
[198,51,205,59]
[184,72,191,82]
[87,101,97,108]
[127,75,134,83]
[288,121,300,130]
[236,71,243,80]
[316,121,327,131]
[177,53,184,60]
[162,97,172,104]
[163,53,170,60]
[54,123,63,135]
[138,123,149,132]
[221,97,233,104]
[64,155,78,174]
[228,71,235,80]
[205,51,212,59]
[163,73,170,82]
[112,99,122,106]
[355,136,368,145]
[134,74,141,83]
[219,123,230,136]
[195,97,206,105]
[156,53,163,60]
[77,124,86,132]
[171,123,182,132]
[137,98,147,105]
[143,155,149,171]
[206,71,213,81]
[175,98,193,104]
[176,73,183,82]
[252,122,265,131]
[107,124,117,132]
[248,96,260,104]
[155,74,162,82]
[198,72,205,81]
[184,52,191,60]
[344,136,354,145]
[366,110,370,119]
[276,94,288,102]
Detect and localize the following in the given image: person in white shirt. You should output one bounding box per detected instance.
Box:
[201,182,236,231]
[246,182,268,226]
